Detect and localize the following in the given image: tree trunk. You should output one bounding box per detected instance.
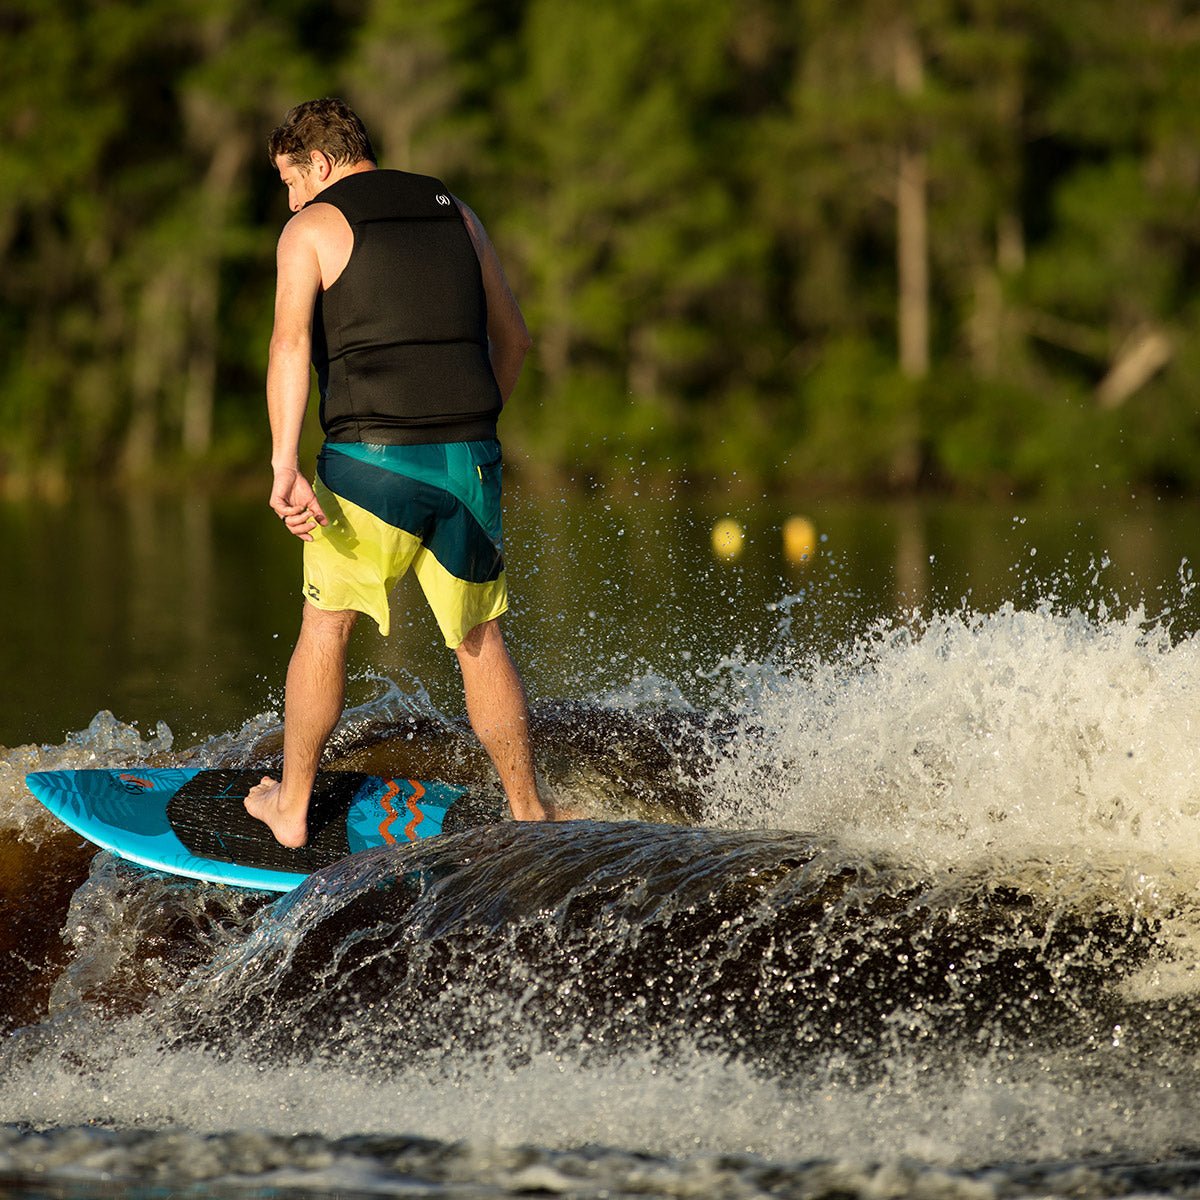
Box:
[125,267,183,476]
[894,26,929,381]
[1096,325,1173,409]
[181,135,246,457]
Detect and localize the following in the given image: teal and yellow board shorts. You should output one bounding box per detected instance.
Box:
[302,440,508,648]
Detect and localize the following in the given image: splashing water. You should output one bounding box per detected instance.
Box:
[4,557,1200,1198]
[707,596,1200,866]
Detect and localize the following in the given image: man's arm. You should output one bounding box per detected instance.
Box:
[267,214,327,540]
[455,199,532,405]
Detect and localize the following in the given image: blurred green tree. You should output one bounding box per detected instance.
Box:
[0,0,1197,497]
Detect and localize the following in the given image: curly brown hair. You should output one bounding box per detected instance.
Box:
[267,98,377,170]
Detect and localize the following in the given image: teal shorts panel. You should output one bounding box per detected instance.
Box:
[302,440,508,647]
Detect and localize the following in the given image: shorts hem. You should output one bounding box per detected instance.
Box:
[301,588,391,637]
[442,597,509,650]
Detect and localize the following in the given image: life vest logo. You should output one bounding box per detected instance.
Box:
[435,193,452,206]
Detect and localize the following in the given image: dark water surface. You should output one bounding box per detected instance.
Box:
[4,479,1200,1198]
[3,482,1195,746]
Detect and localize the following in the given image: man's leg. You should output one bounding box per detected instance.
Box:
[245,603,359,847]
[456,618,552,821]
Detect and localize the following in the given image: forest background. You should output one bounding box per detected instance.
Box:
[2,0,1198,499]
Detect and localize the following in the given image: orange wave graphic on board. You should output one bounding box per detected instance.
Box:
[378,779,428,843]
[404,780,427,840]
[377,780,402,844]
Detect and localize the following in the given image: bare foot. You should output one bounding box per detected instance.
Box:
[511,795,582,822]
[244,775,309,848]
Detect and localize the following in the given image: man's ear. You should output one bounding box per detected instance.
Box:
[310,149,333,181]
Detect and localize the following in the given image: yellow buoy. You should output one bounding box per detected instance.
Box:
[782,515,817,564]
[711,517,744,559]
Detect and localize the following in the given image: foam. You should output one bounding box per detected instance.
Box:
[4,1027,1198,1174]
[702,599,1200,879]
[5,565,1200,1193]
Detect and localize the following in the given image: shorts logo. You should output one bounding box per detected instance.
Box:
[306,583,321,601]
[435,193,452,206]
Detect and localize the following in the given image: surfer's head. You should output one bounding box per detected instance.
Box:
[269,98,377,212]
[268,98,377,173]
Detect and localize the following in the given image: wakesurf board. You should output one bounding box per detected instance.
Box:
[25,768,470,892]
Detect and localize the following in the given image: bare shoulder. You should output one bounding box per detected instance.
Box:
[275,210,313,264]
[277,203,342,253]
[277,203,354,290]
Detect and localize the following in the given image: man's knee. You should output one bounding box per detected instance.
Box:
[301,602,359,642]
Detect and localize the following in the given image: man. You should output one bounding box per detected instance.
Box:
[245,97,554,847]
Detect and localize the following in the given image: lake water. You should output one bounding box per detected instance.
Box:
[4,476,1200,1198]
[4,480,1194,747]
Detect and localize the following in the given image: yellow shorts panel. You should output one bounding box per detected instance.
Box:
[302,469,509,648]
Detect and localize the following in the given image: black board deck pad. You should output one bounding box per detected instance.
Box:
[166,769,367,873]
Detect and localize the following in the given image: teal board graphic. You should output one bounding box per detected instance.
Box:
[25,769,468,892]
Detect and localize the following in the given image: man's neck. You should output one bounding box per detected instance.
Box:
[319,159,376,194]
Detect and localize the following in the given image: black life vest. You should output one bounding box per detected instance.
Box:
[307,169,501,445]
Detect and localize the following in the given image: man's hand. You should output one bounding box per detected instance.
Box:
[270,466,328,541]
